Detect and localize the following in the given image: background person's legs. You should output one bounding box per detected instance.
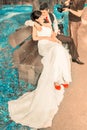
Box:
[69,21,81,48]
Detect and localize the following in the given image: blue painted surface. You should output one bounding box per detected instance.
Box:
[84,3,87,7]
[53,4,69,36]
[0,5,35,130]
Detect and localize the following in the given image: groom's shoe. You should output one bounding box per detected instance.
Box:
[72,58,84,65]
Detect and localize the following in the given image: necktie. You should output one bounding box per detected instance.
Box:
[46,16,49,23]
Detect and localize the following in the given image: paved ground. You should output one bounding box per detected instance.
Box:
[43,22,87,130]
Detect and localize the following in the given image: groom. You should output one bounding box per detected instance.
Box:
[39,2,84,65]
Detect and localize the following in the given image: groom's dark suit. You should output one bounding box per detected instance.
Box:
[44,12,84,64]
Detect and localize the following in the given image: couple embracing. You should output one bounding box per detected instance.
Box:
[8,2,75,130]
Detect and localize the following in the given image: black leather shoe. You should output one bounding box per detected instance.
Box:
[72,59,84,65]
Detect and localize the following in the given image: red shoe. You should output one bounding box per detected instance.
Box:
[55,84,61,90]
[62,84,69,88]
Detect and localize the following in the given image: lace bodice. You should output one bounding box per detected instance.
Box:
[37,26,52,37]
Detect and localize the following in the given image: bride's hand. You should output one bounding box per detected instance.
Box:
[56,39,62,44]
[48,37,62,44]
[50,33,62,43]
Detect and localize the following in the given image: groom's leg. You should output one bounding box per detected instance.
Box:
[56,34,79,59]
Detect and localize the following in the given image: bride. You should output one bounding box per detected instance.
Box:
[8,10,72,130]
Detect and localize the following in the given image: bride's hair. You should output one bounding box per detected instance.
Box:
[31,10,42,21]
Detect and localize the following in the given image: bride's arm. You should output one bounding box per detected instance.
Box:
[34,22,51,30]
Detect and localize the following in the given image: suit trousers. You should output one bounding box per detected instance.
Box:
[69,21,81,48]
[56,34,79,60]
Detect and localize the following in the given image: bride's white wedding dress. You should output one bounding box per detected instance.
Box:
[8,26,72,129]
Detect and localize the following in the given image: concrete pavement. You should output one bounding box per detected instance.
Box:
[44,11,87,130]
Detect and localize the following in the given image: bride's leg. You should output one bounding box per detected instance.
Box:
[52,44,71,88]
